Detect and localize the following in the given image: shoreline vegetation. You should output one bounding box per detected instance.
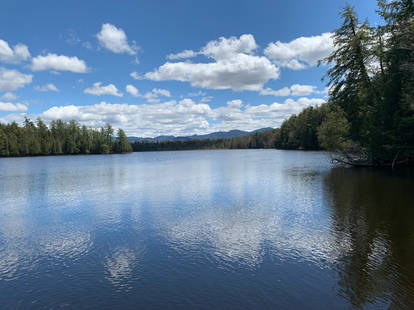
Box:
[1,2,413,167]
[0,118,132,157]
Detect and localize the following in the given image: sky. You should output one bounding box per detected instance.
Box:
[0,0,380,137]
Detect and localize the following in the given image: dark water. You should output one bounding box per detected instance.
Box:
[0,150,413,309]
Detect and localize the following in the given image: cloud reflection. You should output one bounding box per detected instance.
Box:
[105,248,139,290]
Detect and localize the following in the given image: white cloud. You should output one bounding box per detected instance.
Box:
[143,92,159,103]
[31,53,88,73]
[290,84,317,96]
[0,101,27,112]
[167,49,198,60]
[37,100,212,136]
[130,71,143,80]
[0,39,30,64]
[201,34,258,60]
[226,99,243,109]
[260,87,291,97]
[97,23,137,55]
[152,88,171,97]
[144,34,280,91]
[0,67,32,91]
[125,84,141,97]
[145,54,279,91]
[264,32,333,69]
[9,96,324,137]
[259,84,318,97]
[168,34,258,61]
[125,85,171,103]
[208,97,326,132]
[84,82,123,97]
[200,96,212,103]
[34,83,59,92]
[143,88,172,103]
[1,92,17,101]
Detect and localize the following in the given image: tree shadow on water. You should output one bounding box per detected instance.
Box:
[324,167,414,309]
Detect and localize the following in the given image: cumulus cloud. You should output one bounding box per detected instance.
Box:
[125,85,171,103]
[8,95,324,137]
[152,88,171,98]
[226,99,243,109]
[264,32,334,69]
[130,71,144,80]
[259,87,291,97]
[34,83,59,92]
[200,96,212,103]
[1,92,17,101]
[290,84,317,96]
[145,55,279,91]
[37,100,211,136]
[168,34,258,61]
[125,84,141,97]
[31,53,88,73]
[0,39,30,64]
[0,67,32,91]
[167,49,198,60]
[201,34,258,60]
[259,84,318,97]
[208,97,325,132]
[97,23,137,55]
[0,101,27,112]
[144,34,280,91]
[84,82,123,97]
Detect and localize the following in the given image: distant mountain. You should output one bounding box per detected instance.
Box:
[128,127,274,142]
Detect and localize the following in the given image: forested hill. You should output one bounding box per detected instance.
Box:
[128,128,273,142]
[0,118,132,157]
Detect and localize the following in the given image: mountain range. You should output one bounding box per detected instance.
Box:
[128,128,274,142]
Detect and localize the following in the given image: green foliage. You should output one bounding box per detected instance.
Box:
[0,128,9,156]
[116,129,133,153]
[0,118,131,157]
[317,106,352,151]
[131,129,279,152]
[320,0,414,166]
[275,105,328,150]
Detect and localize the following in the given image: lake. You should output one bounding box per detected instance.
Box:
[1,150,413,309]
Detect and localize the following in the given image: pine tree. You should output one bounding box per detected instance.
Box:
[115,129,132,153]
[322,4,376,143]
[0,128,9,156]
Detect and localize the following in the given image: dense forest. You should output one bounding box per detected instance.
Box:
[317,1,414,166]
[131,128,279,151]
[0,118,132,156]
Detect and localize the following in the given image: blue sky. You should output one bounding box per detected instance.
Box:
[0,0,380,136]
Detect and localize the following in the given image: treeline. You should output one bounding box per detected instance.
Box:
[316,1,414,166]
[0,118,132,157]
[131,129,279,152]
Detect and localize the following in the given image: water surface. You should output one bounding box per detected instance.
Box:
[0,150,413,309]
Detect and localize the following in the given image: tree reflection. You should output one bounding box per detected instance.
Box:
[324,167,414,309]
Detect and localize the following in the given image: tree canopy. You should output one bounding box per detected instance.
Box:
[319,0,414,166]
[0,118,132,157]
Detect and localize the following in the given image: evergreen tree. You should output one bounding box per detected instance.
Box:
[0,128,9,156]
[115,129,132,153]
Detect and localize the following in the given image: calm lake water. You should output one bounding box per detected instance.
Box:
[1,150,413,309]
